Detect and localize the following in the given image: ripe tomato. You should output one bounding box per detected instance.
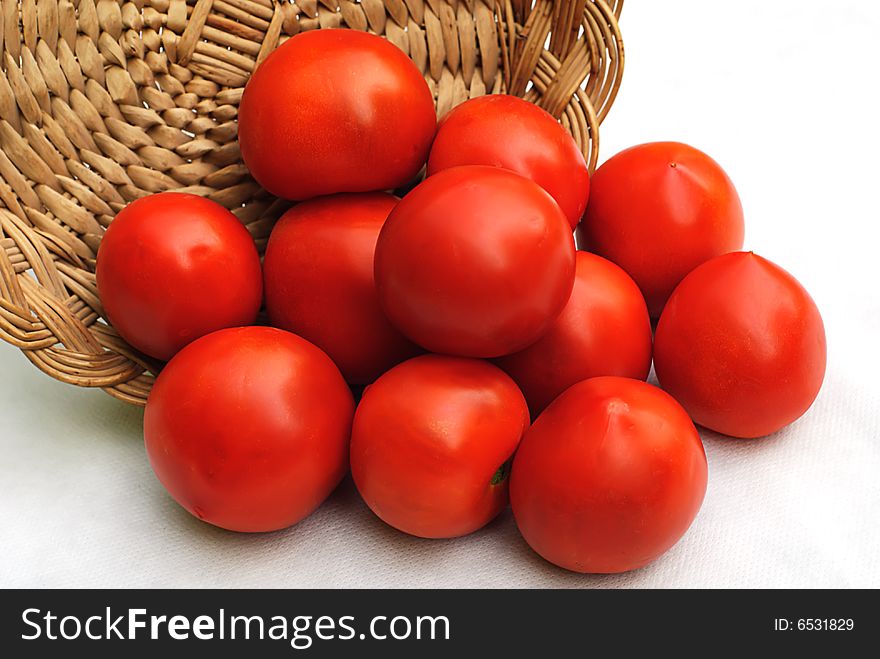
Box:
[238,29,436,201]
[96,192,262,362]
[144,327,354,533]
[263,193,421,384]
[426,94,590,229]
[510,377,707,573]
[654,251,826,438]
[350,355,530,538]
[374,166,576,358]
[578,142,744,317]
[495,251,652,415]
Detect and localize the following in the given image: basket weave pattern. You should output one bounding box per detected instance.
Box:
[0,0,623,405]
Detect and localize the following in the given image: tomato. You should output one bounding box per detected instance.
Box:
[426,94,589,229]
[144,326,354,532]
[374,166,576,357]
[238,29,436,201]
[510,377,707,573]
[350,354,529,538]
[96,192,262,362]
[578,142,744,317]
[263,193,421,384]
[495,251,652,415]
[654,251,826,438]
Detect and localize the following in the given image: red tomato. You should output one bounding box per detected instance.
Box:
[654,251,826,438]
[144,327,354,532]
[578,142,744,317]
[374,166,576,358]
[426,94,590,229]
[495,251,652,415]
[238,29,436,201]
[350,354,530,538]
[510,376,707,573]
[263,193,421,384]
[96,192,262,362]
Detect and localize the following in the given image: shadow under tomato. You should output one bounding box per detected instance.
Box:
[6,345,146,447]
[697,420,799,459]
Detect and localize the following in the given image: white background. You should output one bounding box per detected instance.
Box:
[2,1,879,588]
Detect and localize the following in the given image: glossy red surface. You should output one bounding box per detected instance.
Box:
[578,141,744,317]
[510,376,708,573]
[427,94,590,229]
[96,192,262,361]
[495,251,652,415]
[350,355,529,538]
[144,327,355,533]
[263,193,421,384]
[238,29,437,200]
[374,166,576,358]
[654,251,826,438]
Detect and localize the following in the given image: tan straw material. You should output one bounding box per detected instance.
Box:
[0,0,624,406]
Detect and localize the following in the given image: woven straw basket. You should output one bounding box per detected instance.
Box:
[0,0,624,406]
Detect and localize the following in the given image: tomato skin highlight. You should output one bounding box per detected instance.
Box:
[238,29,437,201]
[578,141,744,317]
[495,251,652,416]
[654,251,826,439]
[374,165,576,358]
[263,193,422,384]
[350,354,530,539]
[144,326,355,533]
[427,94,590,230]
[510,376,708,573]
[96,192,262,362]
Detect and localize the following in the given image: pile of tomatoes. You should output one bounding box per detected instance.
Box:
[94,30,826,574]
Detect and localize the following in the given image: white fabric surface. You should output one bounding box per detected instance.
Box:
[2,1,879,588]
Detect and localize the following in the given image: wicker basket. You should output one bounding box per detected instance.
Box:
[0,0,624,406]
